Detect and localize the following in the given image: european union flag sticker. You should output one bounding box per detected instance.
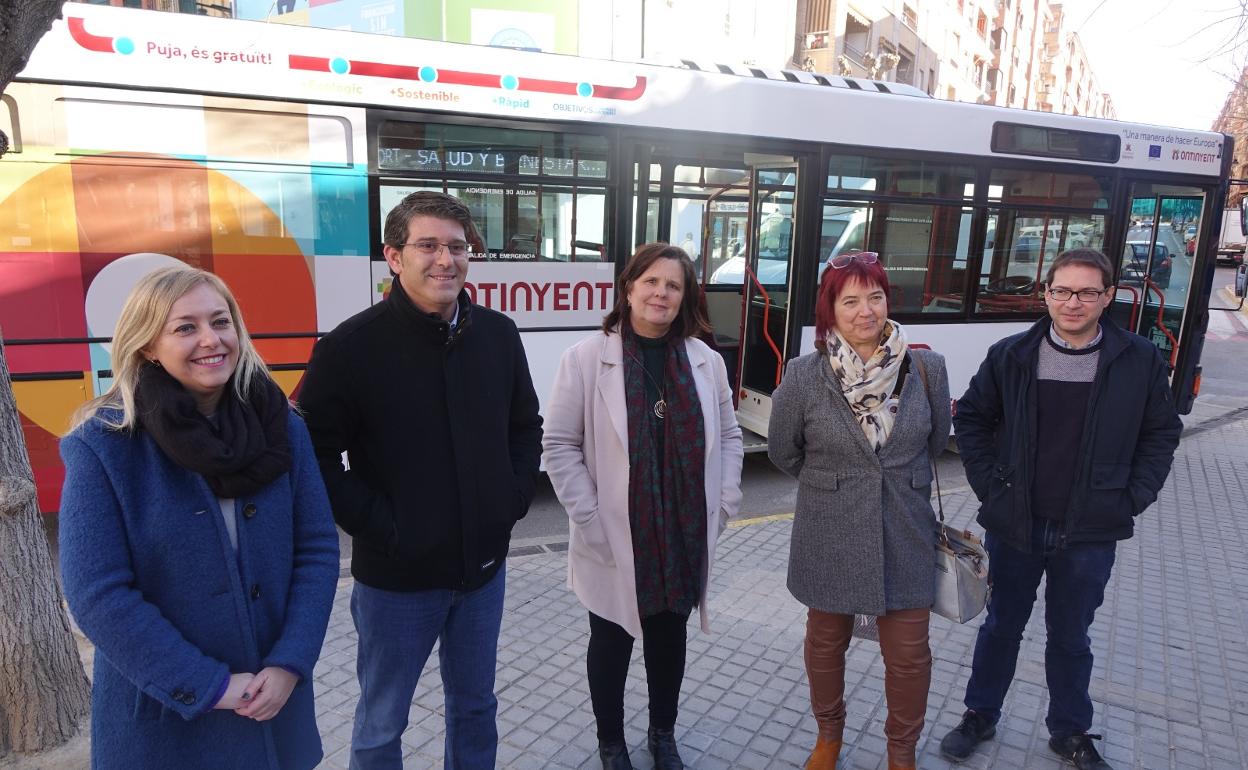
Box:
[1148,144,1162,158]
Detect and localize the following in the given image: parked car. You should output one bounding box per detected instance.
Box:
[1121,241,1172,289]
[1014,232,1060,264]
[1184,225,1198,243]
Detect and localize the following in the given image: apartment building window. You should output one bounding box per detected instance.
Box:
[1008,83,1017,104]
[928,68,936,95]
[977,11,988,37]
[903,4,918,29]
[974,57,985,88]
[897,47,915,84]
[991,27,1007,51]
[844,11,870,62]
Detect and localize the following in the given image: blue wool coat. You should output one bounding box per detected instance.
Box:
[59,409,340,770]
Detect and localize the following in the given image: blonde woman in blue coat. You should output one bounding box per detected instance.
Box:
[59,265,339,769]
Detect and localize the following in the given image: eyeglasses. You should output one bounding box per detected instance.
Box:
[399,240,473,257]
[829,251,879,269]
[1046,287,1107,302]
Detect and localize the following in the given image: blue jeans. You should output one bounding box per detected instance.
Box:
[349,564,506,770]
[963,518,1116,739]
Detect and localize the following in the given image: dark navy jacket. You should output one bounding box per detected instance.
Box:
[953,316,1182,553]
[298,285,543,592]
[59,410,339,770]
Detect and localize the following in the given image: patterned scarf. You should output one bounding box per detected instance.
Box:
[825,320,908,452]
[622,327,707,619]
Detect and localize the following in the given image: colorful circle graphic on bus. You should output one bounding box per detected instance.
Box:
[577,82,593,98]
[500,74,519,90]
[0,156,318,439]
[114,36,135,55]
[330,57,350,75]
[420,66,438,83]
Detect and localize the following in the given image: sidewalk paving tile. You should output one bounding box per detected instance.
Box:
[299,412,1248,768]
[44,411,1248,769]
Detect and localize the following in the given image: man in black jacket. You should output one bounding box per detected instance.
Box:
[299,191,543,770]
[939,249,1181,770]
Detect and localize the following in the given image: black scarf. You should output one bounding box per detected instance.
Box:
[135,364,292,498]
[622,326,707,619]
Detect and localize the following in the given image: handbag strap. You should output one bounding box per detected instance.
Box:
[909,351,948,540]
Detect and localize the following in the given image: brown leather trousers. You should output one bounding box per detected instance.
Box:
[804,607,932,768]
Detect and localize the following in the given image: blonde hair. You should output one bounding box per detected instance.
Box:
[72,265,273,431]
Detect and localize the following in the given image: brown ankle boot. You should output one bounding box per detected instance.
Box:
[804,736,841,770]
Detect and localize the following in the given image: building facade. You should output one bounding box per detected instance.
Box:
[986,0,1046,110]
[796,0,1113,118]
[1212,65,1248,209]
[1036,3,1114,118]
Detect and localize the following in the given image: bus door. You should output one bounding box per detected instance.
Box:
[1109,185,1206,373]
[736,164,800,438]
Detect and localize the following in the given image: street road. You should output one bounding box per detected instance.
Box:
[1201,266,1248,400]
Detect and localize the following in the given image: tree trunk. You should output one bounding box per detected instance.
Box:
[0,331,90,754]
[0,0,65,158]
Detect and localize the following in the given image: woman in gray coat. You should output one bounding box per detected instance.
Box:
[768,252,950,770]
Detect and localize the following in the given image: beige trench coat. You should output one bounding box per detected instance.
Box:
[542,331,744,639]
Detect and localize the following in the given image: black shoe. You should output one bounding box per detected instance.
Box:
[1049,733,1113,770]
[597,739,633,770]
[647,726,684,770]
[939,710,997,761]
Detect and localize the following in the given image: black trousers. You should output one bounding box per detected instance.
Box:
[586,610,690,744]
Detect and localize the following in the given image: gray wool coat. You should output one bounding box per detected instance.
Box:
[769,348,951,616]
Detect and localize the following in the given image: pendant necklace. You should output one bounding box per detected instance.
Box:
[626,352,667,419]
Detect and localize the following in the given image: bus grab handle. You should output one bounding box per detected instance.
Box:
[741,262,784,388]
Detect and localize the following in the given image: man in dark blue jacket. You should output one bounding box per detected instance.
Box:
[299,191,543,770]
[939,249,1181,770]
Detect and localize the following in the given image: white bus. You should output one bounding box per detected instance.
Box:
[1,5,1233,510]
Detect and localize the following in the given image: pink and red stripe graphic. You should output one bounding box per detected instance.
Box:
[66,16,647,102]
[287,55,647,101]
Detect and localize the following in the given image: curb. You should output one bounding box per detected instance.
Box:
[1217,285,1248,316]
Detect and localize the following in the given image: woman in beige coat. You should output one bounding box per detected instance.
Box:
[543,243,744,770]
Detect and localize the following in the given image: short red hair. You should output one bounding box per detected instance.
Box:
[813,257,891,353]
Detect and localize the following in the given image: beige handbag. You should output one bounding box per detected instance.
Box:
[931,464,990,622]
[911,352,991,624]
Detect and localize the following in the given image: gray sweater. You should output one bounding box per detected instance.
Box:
[768,349,951,615]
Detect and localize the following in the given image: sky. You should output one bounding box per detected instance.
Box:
[1061,0,1245,130]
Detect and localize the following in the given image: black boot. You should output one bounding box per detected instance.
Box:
[647,726,684,770]
[939,710,996,762]
[1049,733,1113,770]
[597,739,633,770]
